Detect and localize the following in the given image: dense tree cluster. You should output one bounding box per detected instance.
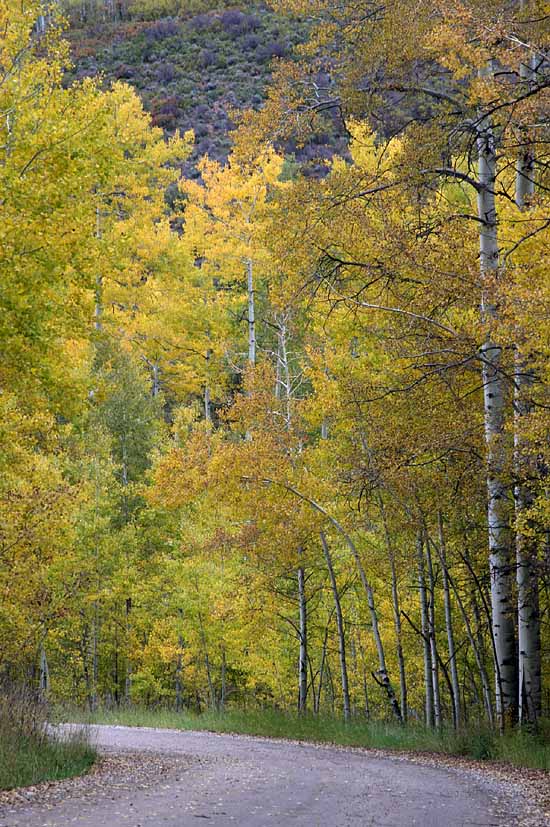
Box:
[1,0,549,730]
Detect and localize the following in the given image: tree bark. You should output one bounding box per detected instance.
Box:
[246,258,256,365]
[417,532,435,727]
[514,10,542,725]
[298,562,308,713]
[320,531,351,721]
[477,76,517,725]
[378,495,408,721]
[437,513,461,727]
[425,539,442,728]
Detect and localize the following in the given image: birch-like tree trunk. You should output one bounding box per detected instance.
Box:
[417,532,435,727]
[246,258,256,365]
[39,644,49,697]
[437,513,461,727]
[477,75,517,724]
[298,562,308,713]
[425,539,441,728]
[320,531,351,720]
[315,611,334,714]
[378,497,408,721]
[514,6,542,724]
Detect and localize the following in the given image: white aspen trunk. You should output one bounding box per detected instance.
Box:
[246,258,256,365]
[379,496,408,721]
[437,513,461,728]
[477,78,517,725]
[276,315,292,430]
[365,577,401,721]
[515,1,536,211]
[417,533,435,727]
[320,531,351,721]
[515,365,542,724]
[426,540,442,728]
[151,362,160,398]
[514,9,541,724]
[298,562,308,713]
[39,644,49,697]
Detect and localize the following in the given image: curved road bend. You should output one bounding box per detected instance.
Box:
[1,725,518,826]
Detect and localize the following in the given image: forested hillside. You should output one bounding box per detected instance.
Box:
[63,1,346,175]
[1,0,549,741]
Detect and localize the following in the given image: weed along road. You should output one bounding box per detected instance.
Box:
[0,724,532,826]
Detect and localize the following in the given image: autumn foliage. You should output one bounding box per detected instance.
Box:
[1,0,549,731]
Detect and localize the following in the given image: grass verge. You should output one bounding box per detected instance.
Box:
[59,706,550,771]
[0,730,96,791]
[0,684,95,791]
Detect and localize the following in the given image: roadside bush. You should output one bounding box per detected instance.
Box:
[0,683,95,791]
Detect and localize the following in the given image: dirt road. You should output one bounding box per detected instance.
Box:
[0,725,534,826]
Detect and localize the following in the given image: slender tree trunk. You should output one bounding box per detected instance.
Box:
[298,562,308,713]
[39,644,49,697]
[514,14,541,725]
[362,669,370,720]
[417,532,435,727]
[437,514,461,727]
[124,597,132,705]
[378,495,408,721]
[425,538,442,728]
[316,611,333,714]
[477,78,517,725]
[325,660,336,714]
[91,604,99,712]
[151,362,160,398]
[514,340,541,726]
[276,314,292,429]
[175,609,185,712]
[246,258,256,365]
[219,647,227,712]
[175,647,184,711]
[198,610,216,711]
[515,1,536,211]
[320,531,351,721]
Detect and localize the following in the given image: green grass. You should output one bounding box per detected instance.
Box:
[0,729,96,791]
[59,706,550,771]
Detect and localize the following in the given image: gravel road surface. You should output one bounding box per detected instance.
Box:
[0,725,540,826]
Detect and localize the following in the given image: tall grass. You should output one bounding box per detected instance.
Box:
[61,705,550,771]
[0,684,95,791]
